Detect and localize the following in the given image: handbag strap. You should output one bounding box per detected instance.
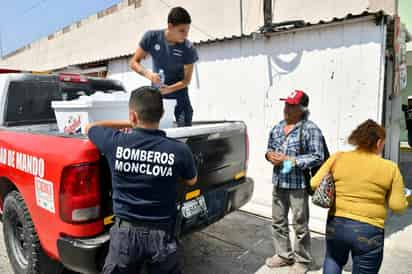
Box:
[330,152,343,173]
[300,121,341,174]
[299,120,306,155]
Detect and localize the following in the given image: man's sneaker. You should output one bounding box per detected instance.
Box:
[265,255,294,268]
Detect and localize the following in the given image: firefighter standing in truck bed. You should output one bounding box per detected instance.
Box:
[130,7,199,127]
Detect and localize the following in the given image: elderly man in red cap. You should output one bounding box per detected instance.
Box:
[265,90,327,274]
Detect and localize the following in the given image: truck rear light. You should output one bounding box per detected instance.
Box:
[59,73,88,83]
[60,163,101,223]
[72,206,100,222]
[0,68,21,74]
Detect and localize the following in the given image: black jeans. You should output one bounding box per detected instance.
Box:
[323,216,384,274]
[102,221,181,274]
[408,129,412,147]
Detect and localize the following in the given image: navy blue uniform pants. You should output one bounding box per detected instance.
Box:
[175,104,193,128]
[102,221,181,274]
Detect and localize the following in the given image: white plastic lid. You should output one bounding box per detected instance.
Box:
[52,92,130,108]
[79,91,129,101]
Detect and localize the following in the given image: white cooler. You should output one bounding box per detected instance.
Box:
[52,92,176,134]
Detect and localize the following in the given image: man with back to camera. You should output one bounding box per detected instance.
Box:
[130,7,199,127]
[85,86,197,274]
[402,96,412,147]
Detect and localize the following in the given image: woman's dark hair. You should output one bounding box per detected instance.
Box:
[348,119,386,152]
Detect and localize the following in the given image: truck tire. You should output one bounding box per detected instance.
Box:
[3,191,63,274]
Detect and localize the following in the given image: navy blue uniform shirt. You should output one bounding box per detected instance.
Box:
[139,29,199,108]
[88,126,197,225]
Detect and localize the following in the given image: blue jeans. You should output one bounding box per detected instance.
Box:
[323,216,384,274]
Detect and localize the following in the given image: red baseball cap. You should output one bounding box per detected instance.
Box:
[280,90,309,107]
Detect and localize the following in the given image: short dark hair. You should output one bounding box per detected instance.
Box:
[129,86,164,123]
[168,7,191,25]
[348,119,386,152]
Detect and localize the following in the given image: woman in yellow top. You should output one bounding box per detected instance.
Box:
[311,119,408,274]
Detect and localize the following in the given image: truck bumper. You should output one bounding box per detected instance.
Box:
[57,232,109,274]
[57,177,254,274]
[180,176,254,234]
[224,176,254,212]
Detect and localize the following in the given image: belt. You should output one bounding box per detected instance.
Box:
[117,219,171,231]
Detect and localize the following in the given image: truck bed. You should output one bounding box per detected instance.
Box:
[2,120,243,139]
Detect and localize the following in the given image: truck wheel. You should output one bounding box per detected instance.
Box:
[3,191,63,274]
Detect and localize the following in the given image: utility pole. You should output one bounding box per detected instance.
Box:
[263,0,273,27]
[240,0,244,35]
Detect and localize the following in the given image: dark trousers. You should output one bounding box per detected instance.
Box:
[175,104,193,127]
[323,216,384,274]
[408,130,412,147]
[102,221,181,274]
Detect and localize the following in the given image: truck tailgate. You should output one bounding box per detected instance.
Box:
[177,122,247,190]
[100,122,249,222]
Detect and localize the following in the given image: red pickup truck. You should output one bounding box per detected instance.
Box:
[0,73,254,274]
